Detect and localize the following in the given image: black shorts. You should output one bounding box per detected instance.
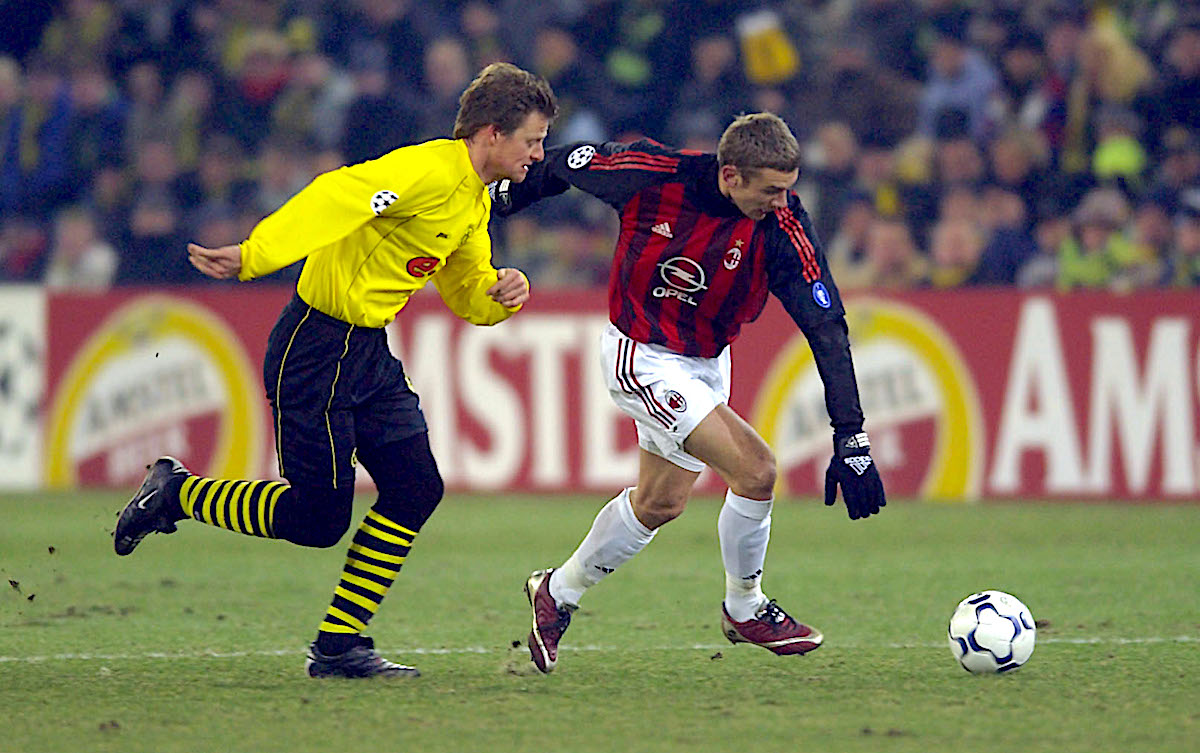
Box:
[263,293,427,489]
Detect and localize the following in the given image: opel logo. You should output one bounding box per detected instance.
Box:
[657,257,708,293]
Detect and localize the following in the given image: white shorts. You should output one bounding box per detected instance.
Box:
[600,323,731,472]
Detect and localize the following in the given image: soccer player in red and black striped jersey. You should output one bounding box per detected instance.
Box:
[494,113,887,673]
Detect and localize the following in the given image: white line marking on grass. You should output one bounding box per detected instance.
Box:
[0,636,1196,664]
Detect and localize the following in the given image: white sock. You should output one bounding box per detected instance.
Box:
[718,489,773,622]
[550,488,656,607]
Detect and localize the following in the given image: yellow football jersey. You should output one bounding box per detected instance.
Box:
[239,139,519,328]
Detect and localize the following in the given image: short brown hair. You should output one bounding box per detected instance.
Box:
[453,62,558,140]
[717,113,802,175]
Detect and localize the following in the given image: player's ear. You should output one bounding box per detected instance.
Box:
[720,164,741,187]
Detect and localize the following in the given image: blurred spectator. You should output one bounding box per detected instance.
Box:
[577,0,695,136]
[842,215,929,289]
[1164,188,1200,287]
[415,36,473,141]
[918,16,1000,144]
[182,134,254,214]
[531,24,610,145]
[66,62,127,190]
[340,43,416,164]
[116,192,189,285]
[928,217,986,288]
[0,57,24,214]
[824,191,875,286]
[213,29,292,152]
[805,36,918,148]
[167,68,218,171]
[0,215,49,281]
[1158,21,1200,135]
[1147,126,1200,213]
[996,25,1048,132]
[129,136,194,213]
[805,122,860,242]
[1129,195,1173,276]
[36,0,120,69]
[271,51,355,151]
[934,113,986,190]
[0,57,74,218]
[43,205,117,290]
[666,34,747,151]
[849,0,923,81]
[249,136,313,217]
[1039,9,1086,166]
[122,59,171,154]
[458,1,509,69]
[323,0,440,97]
[1053,187,1158,292]
[987,127,1051,220]
[974,186,1039,285]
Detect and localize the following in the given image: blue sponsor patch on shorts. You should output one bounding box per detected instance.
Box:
[812,281,831,308]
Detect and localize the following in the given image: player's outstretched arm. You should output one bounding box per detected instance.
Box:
[188,243,243,280]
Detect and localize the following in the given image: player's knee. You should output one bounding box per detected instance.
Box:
[734,449,777,500]
[277,485,354,548]
[632,488,688,529]
[374,467,444,529]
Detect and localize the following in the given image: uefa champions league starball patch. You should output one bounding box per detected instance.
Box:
[566,145,596,169]
[370,190,398,216]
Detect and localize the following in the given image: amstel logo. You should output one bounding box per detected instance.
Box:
[751,298,984,501]
[45,297,263,488]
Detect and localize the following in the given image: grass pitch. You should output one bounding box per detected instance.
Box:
[0,491,1197,753]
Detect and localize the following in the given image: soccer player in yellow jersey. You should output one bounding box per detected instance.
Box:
[113,63,558,678]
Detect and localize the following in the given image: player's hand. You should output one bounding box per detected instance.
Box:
[824,432,886,520]
[188,243,243,280]
[488,268,530,308]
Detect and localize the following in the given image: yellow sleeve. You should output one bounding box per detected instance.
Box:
[431,225,522,325]
[238,150,448,281]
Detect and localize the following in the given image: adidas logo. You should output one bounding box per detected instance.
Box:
[844,456,874,476]
[651,222,673,238]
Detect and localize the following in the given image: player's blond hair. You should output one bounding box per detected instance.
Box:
[453,63,558,140]
[717,113,802,176]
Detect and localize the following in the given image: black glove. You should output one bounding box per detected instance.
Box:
[824,432,886,520]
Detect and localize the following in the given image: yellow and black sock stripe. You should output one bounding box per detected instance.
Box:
[318,510,417,636]
[179,477,288,538]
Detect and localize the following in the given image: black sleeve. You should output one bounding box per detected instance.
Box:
[491,139,682,216]
[765,197,865,437]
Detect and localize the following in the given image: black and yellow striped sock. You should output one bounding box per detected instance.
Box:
[178,477,289,538]
[316,509,417,653]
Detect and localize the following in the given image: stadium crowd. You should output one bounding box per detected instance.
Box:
[2,0,1200,291]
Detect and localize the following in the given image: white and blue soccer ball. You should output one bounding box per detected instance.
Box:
[948,590,1036,674]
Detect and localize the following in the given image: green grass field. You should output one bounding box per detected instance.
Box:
[1,492,1197,753]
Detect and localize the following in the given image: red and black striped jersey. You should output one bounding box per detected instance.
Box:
[494,139,865,434]
[497,140,845,356]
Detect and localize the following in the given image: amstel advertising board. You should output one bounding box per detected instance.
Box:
[40,287,1200,501]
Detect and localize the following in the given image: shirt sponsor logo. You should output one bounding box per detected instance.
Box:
[566,145,596,169]
[653,257,707,307]
[812,281,831,308]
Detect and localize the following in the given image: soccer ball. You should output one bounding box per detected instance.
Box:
[947,590,1036,673]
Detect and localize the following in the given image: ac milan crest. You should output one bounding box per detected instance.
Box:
[664,390,688,412]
